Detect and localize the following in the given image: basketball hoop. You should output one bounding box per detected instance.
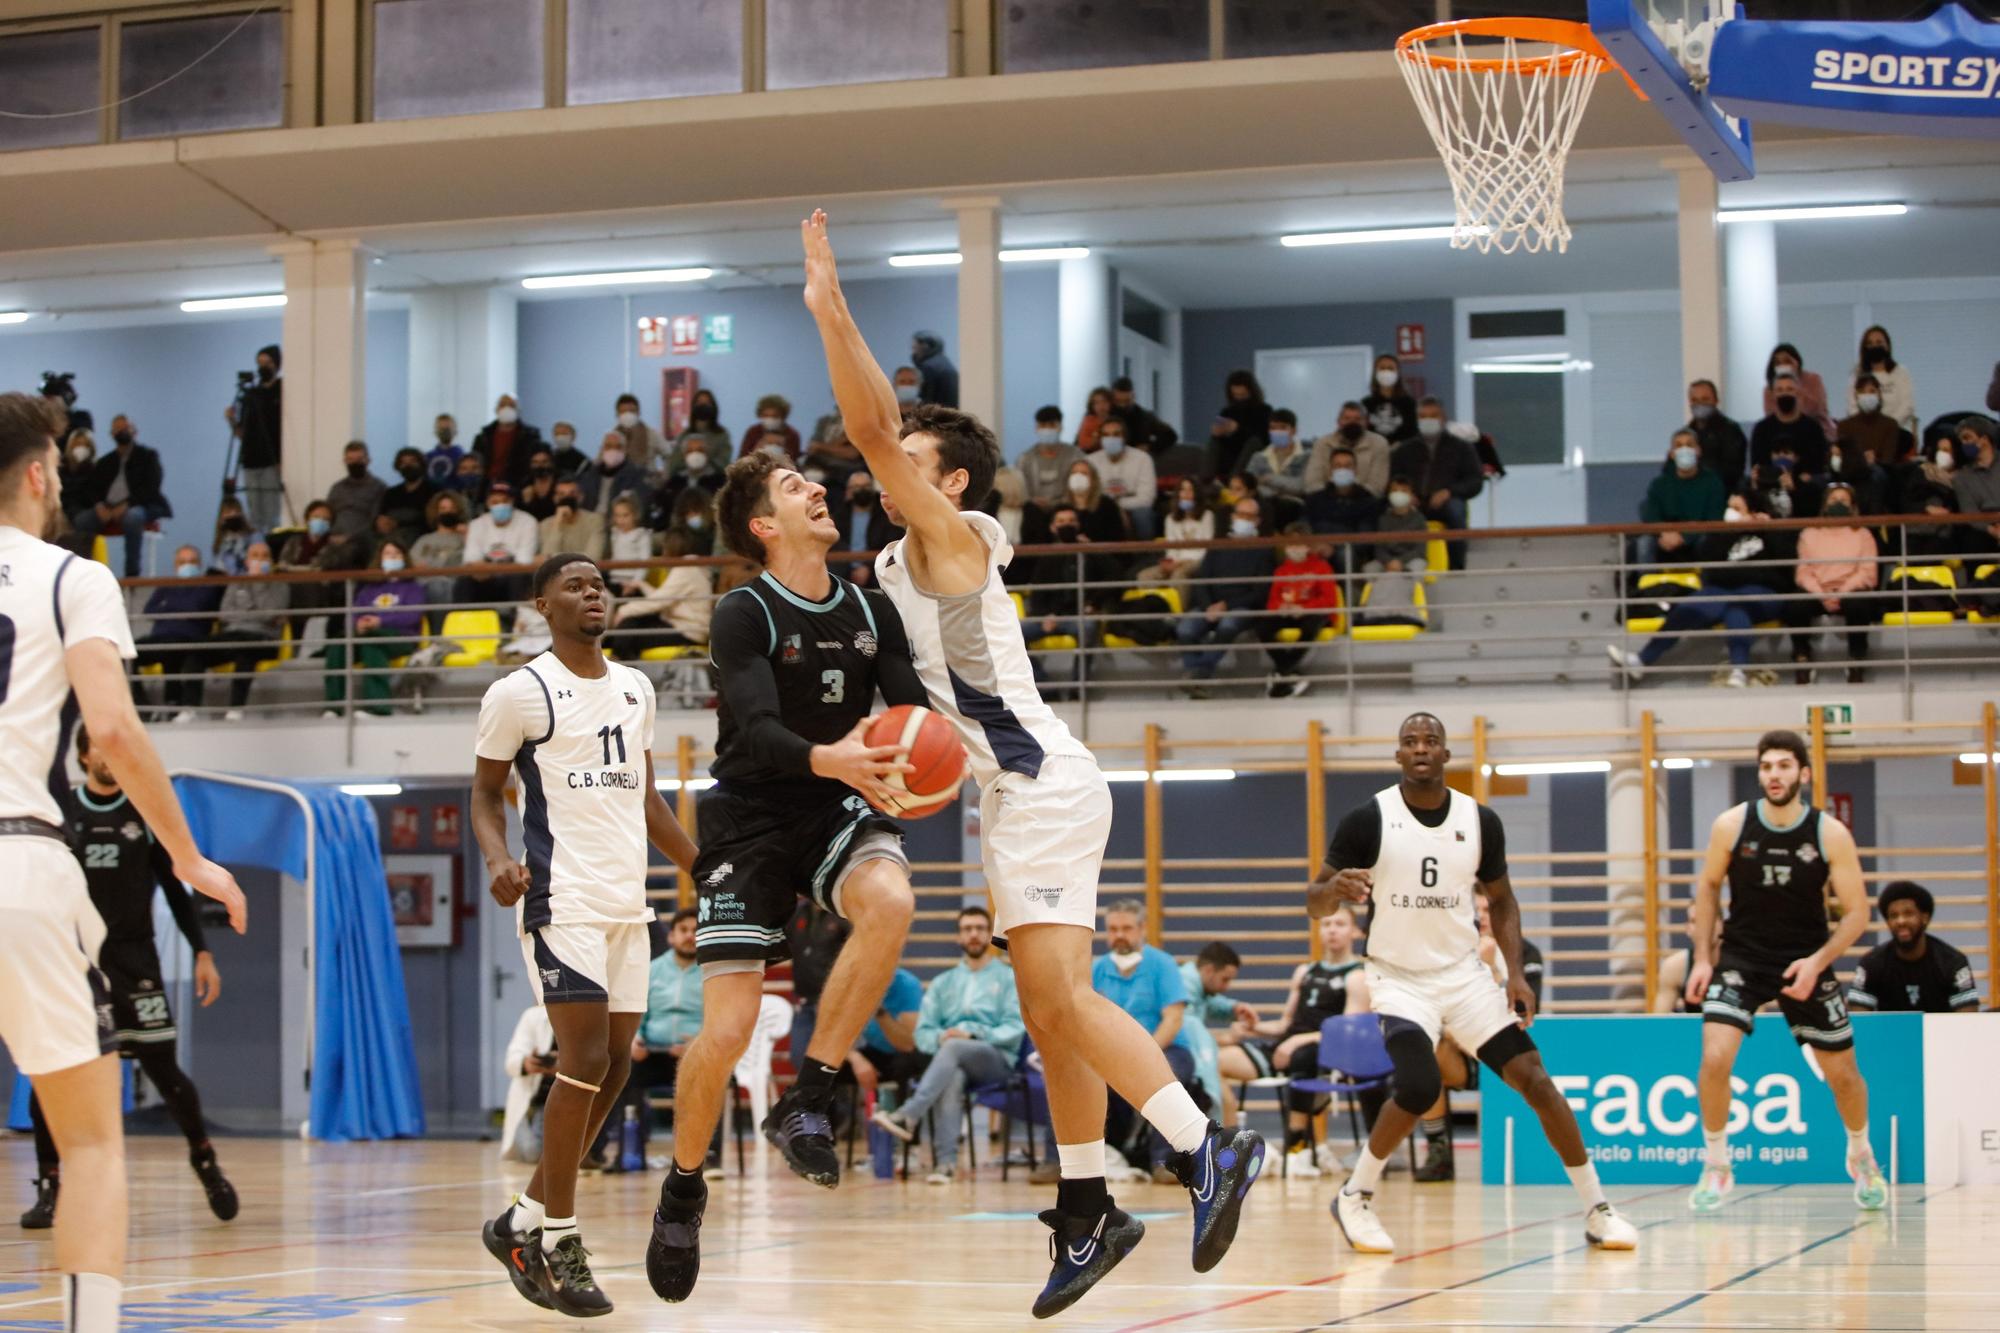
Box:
[1396,18,1636,256]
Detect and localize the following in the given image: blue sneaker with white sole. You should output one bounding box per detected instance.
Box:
[1166,1122,1266,1273]
[1031,1205,1145,1319]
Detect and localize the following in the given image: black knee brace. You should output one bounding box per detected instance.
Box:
[1382,1018,1443,1116]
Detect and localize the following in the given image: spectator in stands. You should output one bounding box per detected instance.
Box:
[608,393,666,473]
[665,487,720,558]
[1363,353,1418,443]
[1750,367,1831,486]
[1791,481,1879,684]
[1391,398,1483,539]
[450,451,488,508]
[606,494,656,570]
[1686,379,1747,485]
[1062,458,1127,543]
[989,466,1028,551]
[1637,430,1727,568]
[324,539,424,718]
[1610,491,1789,690]
[1076,386,1113,453]
[456,482,538,612]
[1108,376,1178,451]
[472,394,543,493]
[654,438,725,524]
[1021,504,1120,693]
[1304,445,1382,561]
[1209,369,1271,479]
[1134,477,1213,599]
[1175,493,1272,697]
[830,470,900,564]
[1897,470,1964,561]
[375,447,437,551]
[1365,478,1430,576]
[1762,343,1835,442]
[674,390,732,465]
[1176,942,1253,1129]
[1307,402,1389,501]
[1847,325,1917,432]
[276,498,363,644]
[423,413,462,488]
[516,449,561,522]
[227,344,284,531]
[545,423,588,479]
[1950,415,2000,525]
[74,413,170,578]
[848,965,926,1104]
[205,540,287,722]
[912,330,959,408]
[1093,417,1159,539]
[892,365,923,410]
[577,430,648,516]
[1091,900,1202,1180]
[56,428,99,555]
[209,495,258,576]
[625,910,720,1168]
[134,547,222,721]
[1262,525,1339,698]
[1834,374,1909,512]
[870,906,1021,1183]
[1016,407,1080,542]
[328,440,385,544]
[740,394,801,461]
[610,529,713,659]
[538,476,605,558]
[1247,410,1311,525]
[1850,882,1979,1014]
[412,492,468,605]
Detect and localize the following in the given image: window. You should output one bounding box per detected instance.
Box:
[0,28,101,153]
[764,0,948,91]
[1469,309,1566,339]
[372,0,546,121]
[566,0,743,106]
[1223,1,1433,58]
[118,11,284,141]
[1470,363,1566,467]
[1000,0,1210,73]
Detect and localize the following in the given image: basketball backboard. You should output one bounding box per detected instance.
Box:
[1589,0,1756,180]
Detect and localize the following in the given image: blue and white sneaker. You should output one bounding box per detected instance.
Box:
[1031,1205,1145,1320]
[1166,1122,1266,1273]
[761,1088,840,1188]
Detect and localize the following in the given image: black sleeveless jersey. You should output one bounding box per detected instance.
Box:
[62,786,205,953]
[1722,803,1831,965]
[1289,958,1364,1036]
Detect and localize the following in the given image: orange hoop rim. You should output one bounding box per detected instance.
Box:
[1396,17,1643,96]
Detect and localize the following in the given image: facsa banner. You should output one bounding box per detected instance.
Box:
[1710,3,2000,139]
[1478,1014,1925,1185]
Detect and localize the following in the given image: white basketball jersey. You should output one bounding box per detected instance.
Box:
[1366,785,1484,972]
[875,510,1091,788]
[475,652,656,932]
[0,528,135,827]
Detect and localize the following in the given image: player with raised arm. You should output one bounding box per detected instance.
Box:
[1682,729,1884,1213]
[0,391,246,1333]
[800,210,1264,1320]
[1310,713,1637,1255]
[475,553,699,1319]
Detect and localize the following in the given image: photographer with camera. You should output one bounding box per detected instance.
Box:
[72,414,171,579]
[225,345,284,531]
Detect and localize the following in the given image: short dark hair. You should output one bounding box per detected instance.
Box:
[1878,881,1933,918]
[1034,404,1063,425]
[394,446,423,468]
[669,907,698,930]
[1690,378,1719,396]
[616,392,640,409]
[1330,446,1356,463]
[533,552,603,599]
[1270,408,1297,427]
[1755,729,1809,768]
[1399,710,1446,740]
[715,451,789,562]
[1339,400,1364,414]
[0,392,58,491]
[901,403,1000,512]
[75,724,92,756]
[1853,372,1880,393]
[957,903,992,925]
[1050,504,1080,525]
[1110,376,1134,392]
[1224,369,1264,402]
[1417,395,1444,412]
[305,498,334,519]
[1197,941,1241,970]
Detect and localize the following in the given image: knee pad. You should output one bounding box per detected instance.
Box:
[1383,1019,1442,1116]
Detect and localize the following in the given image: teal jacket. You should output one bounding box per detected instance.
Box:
[1178,960,1236,1110]
[1640,466,1727,528]
[640,953,704,1050]
[915,960,1024,1057]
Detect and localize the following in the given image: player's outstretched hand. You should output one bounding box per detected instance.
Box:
[1684,958,1712,1009]
[488,861,531,909]
[177,856,247,934]
[811,717,913,809]
[801,209,842,318]
[1779,956,1820,1002]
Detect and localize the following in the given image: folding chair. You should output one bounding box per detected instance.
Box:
[1286,1014,1418,1171]
[964,1038,1050,1182]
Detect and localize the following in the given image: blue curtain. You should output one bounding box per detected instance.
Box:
[174,777,425,1141]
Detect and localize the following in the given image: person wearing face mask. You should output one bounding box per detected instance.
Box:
[1061,459,1127,543]
[1106,375,1178,452]
[802,412,863,486]
[75,413,171,579]
[56,429,101,554]
[323,541,426,718]
[1133,477,1215,599]
[1261,525,1340,698]
[609,393,666,473]
[544,422,589,480]
[1761,344,1835,443]
[1022,505,1122,694]
[987,466,1029,555]
[738,393,801,462]
[226,343,285,531]
[473,394,545,493]
[424,413,464,487]
[667,488,722,561]
[451,452,490,509]
[203,540,291,720]
[1306,402,1389,501]
[670,391,732,471]
[132,546,224,720]
[1015,406,1083,541]
[1364,479,1430,577]
[1637,431,1727,568]
[1210,370,1271,480]
[374,447,438,551]
[412,491,470,604]
[828,471,904,582]
[1846,326,1917,433]
[277,498,366,649]
[1790,483,1880,685]
[515,449,562,522]
[1304,446,1383,564]
[1750,369,1831,484]
[911,329,960,408]
[891,365,925,412]
[1362,355,1419,444]
[1092,418,1160,540]
[328,440,387,542]
[1684,380,1746,487]
[1076,387,1114,453]
[1835,372,1910,490]
[1245,409,1311,524]
[578,430,648,516]
[1388,399,1484,562]
[209,497,260,576]
[1174,496,1275,696]
[1947,415,2000,530]
[538,478,607,560]
[1611,492,1792,690]
[455,482,541,619]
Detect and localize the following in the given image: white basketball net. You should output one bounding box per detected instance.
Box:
[1398,31,1606,255]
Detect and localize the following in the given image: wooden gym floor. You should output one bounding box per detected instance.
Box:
[0,1135,1991,1331]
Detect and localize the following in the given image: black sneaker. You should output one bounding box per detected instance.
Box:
[646,1178,707,1303]
[525,1232,612,1318]
[1164,1122,1266,1274]
[191,1147,239,1221]
[1413,1135,1455,1182]
[1031,1206,1145,1320]
[761,1089,840,1188]
[19,1176,56,1230]
[481,1208,553,1310]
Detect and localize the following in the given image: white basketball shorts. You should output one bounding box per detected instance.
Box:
[980,756,1113,939]
[522,920,651,1014]
[1366,951,1519,1053]
[0,838,114,1076]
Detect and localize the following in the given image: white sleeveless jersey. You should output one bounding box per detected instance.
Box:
[875,510,1091,788]
[0,528,136,827]
[1366,785,1484,972]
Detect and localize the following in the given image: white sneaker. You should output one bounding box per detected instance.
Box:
[1282,1146,1321,1179]
[1849,1152,1887,1210]
[1689,1163,1734,1213]
[1724,668,1748,689]
[1606,645,1644,683]
[171,710,197,724]
[222,709,244,723]
[925,1166,955,1185]
[321,708,341,719]
[1314,1141,1341,1172]
[1585,1203,1639,1250]
[1331,1186,1394,1253]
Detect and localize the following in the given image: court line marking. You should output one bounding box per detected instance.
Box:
[343,1176,509,1198]
[0,1267,324,1311]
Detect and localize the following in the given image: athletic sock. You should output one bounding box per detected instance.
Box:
[1344,1147,1389,1195]
[541,1216,577,1253]
[61,1272,120,1333]
[1054,1143,1111,1220]
[504,1192,545,1233]
[666,1164,706,1201]
[1139,1084,1210,1156]
[1420,1114,1449,1144]
[793,1060,841,1111]
[1846,1124,1872,1161]
[1564,1161,1608,1212]
[1056,1139,1107,1180]
[1703,1129,1730,1171]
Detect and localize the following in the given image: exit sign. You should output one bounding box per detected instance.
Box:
[1807,701,1854,738]
[1396,323,1427,359]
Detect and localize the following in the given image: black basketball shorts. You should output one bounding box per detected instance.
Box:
[98,938,177,1054]
[1701,945,1854,1051]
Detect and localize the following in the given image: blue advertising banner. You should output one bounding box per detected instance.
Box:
[1478,1014,1924,1184]
[1711,3,2000,140]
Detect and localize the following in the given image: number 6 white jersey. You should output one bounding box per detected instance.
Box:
[1363,786,1487,973]
[475,652,656,933]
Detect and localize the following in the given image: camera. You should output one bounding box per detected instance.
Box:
[237,370,256,388]
[39,371,77,405]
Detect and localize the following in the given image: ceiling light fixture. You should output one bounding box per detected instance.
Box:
[180,294,286,312]
[1484,760,1612,777]
[1717,203,1906,223]
[0,312,33,325]
[999,246,1090,262]
[1280,225,1485,247]
[1102,768,1237,783]
[521,267,713,290]
[338,782,403,797]
[886,251,963,268]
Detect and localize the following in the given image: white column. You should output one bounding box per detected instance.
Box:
[946,196,1003,431]
[275,238,366,515]
[408,286,520,450]
[1058,252,1114,426]
[1724,219,1778,424]
[1604,761,1658,1006]
[1673,160,1724,395]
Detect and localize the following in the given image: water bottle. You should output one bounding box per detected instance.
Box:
[868,1116,896,1180]
[619,1104,644,1173]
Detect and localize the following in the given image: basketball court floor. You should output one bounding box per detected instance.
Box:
[0,1136,1988,1331]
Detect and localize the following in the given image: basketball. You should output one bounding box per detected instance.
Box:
[863,704,966,819]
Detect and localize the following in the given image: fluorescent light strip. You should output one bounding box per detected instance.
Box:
[1102,768,1238,784]
[1718,203,1906,224]
[1660,757,1696,771]
[180,294,286,312]
[1958,753,1998,765]
[999,246,1090,262]
[887,251,963,268]
[1280,225,1484,248]
[1487,760,1612,777]
[0,312,32,325]
[655,777,719,791]
[338,782,403,797]
[522,267,712,290]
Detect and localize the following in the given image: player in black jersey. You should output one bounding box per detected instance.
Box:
[1685,729,1884,1213]
[1848,881,1979,1014]
[650,451,928,1305]
[19,726,237,1231]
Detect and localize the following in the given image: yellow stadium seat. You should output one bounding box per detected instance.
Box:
[1424,521,1449,584]
[1350,580,1427,642]
[1970,565,1997,624]
[90,535,109,568]
[1627,570,1703,635]
[1010,590,1077,651]
[641,645,706,662]
[1102,586,1184,650]
[1881,564,1958,628]
[438,609,502,667]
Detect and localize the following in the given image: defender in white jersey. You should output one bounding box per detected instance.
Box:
[0,392,245,1333]
[802,212,1264,1320]
[473,553,697,1319]
[1310,713,1636,1256]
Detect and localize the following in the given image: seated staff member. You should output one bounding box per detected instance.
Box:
[1848,881,1978,1014]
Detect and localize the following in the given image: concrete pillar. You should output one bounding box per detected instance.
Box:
[1604,761,1660,1005]
[408,286,520,454]
[947,197,1003,431]
[274,238,366,515]
[1673,160,1724,396]
[1724,219,1778,424]
[1058,251,1114,427]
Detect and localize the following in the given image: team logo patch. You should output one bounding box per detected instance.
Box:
[704,861,734,888]
[539,967,563,992]
[624,692,638,705]
[1794,843,1819,863]
[120,821,144,842]
[1906,985,1922,1007]
[1721,970,1744,988]
[854,630,878,659]
[1454,830,1465,841]
[782,634,802,664]
[1025,885,1065,905]
[1738,841,1759,857]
